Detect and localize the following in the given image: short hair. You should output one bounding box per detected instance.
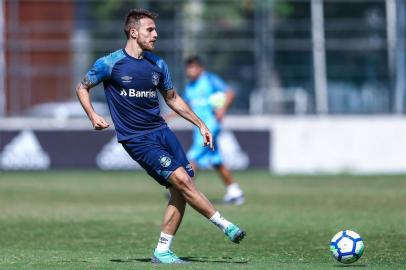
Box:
[124,9,158,39]
[185,55,204,67]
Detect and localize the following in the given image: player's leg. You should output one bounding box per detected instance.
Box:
[121,133,189,264]
[162,127,246,247]
[161,186,186,235]
[164,127,245,239]
[169,167,215,217]
[169,167,245,244]
[214,163,244,205]
[152,187,188,264]
[209,131,244,204]
[215,163,234,186]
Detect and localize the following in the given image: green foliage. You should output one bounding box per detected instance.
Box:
[93,0,146,21]
[94,0,124,20]
[273,2,294,17]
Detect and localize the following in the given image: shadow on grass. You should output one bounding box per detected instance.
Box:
[165,193,240,206]
[181,256,248,264]
[110,256,249,264]
[333,265,367,268]
[210,198,243,206]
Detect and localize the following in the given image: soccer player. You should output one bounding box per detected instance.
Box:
[166,56,244,205]
[75,9,245,264]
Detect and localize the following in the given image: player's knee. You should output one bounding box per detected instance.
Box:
[173,173,194,193]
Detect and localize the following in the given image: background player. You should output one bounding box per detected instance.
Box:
[75,9,245,264]
[166,55,245,205]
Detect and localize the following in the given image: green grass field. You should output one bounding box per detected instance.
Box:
[0,171,405,269]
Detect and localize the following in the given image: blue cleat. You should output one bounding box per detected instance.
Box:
[224,224,246,244]
[151,249,188,264]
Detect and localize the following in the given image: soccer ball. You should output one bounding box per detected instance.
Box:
[208,92,226,109]
[330,230,364,264]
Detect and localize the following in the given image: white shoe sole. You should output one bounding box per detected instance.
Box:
[223,195,245,205]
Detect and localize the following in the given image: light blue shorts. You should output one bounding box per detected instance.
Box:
[187,128,223,168]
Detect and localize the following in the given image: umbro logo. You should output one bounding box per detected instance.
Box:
[159,237,168,244]
[121,76,132,83]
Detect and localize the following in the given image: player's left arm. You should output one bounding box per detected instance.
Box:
[160,89,213,150]
[158,58,213,149]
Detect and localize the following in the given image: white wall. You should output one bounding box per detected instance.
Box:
[271,117,406,174]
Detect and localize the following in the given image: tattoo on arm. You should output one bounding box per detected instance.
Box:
[159,89,175,101]
[79,76,94,89]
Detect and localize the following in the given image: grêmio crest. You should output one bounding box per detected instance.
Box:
[152,72,160,86]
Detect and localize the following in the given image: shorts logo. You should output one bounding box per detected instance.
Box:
[152,72,160,86]
[159,155,171,168]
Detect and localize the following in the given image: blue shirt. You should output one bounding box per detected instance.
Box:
[183,71,229,133]
[85,49,173,141]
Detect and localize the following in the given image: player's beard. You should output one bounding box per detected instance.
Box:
[140,40,155,51]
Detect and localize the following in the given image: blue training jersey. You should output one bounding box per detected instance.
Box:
[183,71,229,132]
[84,49,173,142]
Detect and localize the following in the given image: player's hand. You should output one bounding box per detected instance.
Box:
[90,114,110,130]
[215,108,226,122]
[199,125,213,150]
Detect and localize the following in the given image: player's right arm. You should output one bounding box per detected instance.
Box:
[76,78,109,130]
[76,56,110,130]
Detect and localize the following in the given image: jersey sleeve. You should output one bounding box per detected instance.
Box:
[84,56,111,86]
[209,73,229,93]
[158,59,174,91]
